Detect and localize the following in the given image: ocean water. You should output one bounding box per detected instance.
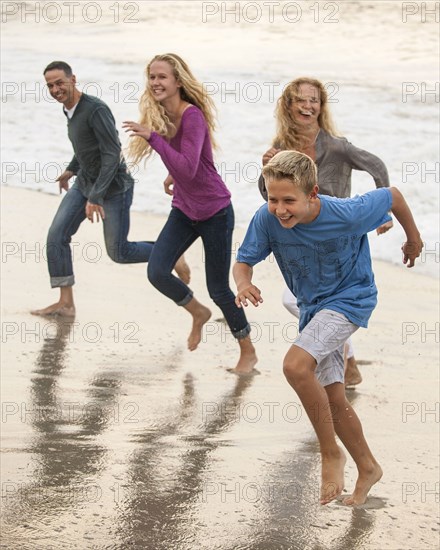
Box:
[1,0,439,277]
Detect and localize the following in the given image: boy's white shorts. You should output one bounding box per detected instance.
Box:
[293,309,359,387]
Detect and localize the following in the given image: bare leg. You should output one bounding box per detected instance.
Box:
[174,255,191,285]
[344,354,362,388]
[283,345,346,505]
[31,286,76,317]
[325,383,382,505]
[227,335,258,375]
[183,297,212,351]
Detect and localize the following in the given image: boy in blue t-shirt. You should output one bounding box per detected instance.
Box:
[233,151,423,506]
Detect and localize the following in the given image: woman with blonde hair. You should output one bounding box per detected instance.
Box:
[258,77,393,387]
[124,53,257,373]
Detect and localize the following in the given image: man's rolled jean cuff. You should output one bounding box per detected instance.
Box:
[50,275,75,288]
[177,291,194,307]
[233,324,251,340]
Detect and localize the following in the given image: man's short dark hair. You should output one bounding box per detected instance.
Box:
[43,61,73,77]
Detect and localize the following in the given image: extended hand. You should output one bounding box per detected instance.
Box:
[401,239,423,267]
[235,284,264,308]
[85,201,105,223]
[56,170,74,193]
[122,121,151,141]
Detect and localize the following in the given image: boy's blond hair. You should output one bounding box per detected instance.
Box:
[262,151,318,194]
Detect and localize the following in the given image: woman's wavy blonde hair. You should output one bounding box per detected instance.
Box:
[273,77,339,150]
[127,53,218,164]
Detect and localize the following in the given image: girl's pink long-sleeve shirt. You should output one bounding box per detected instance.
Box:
[148,105,231,221]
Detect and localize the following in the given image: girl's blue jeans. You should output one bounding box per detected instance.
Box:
[147,204,251,340]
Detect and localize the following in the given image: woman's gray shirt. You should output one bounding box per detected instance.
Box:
[258,129,390,200]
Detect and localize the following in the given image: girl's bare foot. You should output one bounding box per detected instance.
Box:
[174,255,191,285]
[320,447,346,505]
[187,305,211,351]
[227,336,258,375]
[227,366,259,376]
[343,462,383,506]
[31,303,76,317]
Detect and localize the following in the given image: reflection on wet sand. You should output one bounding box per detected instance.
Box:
[2,318,122,544]
[218,447,376,550]
[117,374,255,549]
[1,321,380,550]
[249,392,375,550]
[205,392,376,550]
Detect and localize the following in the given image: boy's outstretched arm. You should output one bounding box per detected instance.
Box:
[233,262,264,308]
[390,187,423,267]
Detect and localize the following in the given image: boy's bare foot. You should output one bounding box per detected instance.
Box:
[345,357,362,388]
[343,462,383,506]
[31,303,76,317]
[320,447,346,505]
[187,305,211,351]
[174,255,191,285]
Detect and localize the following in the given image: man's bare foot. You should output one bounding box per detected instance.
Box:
[174,255,191,285]
[320,447,346,505]
[187,305,211,351]
[31,303,76,317]
[343,462,383,506]
[345,356,362,388]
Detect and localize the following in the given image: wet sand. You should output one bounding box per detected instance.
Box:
[1,186,439,550]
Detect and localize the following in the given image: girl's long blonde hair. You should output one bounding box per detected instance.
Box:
[127,53,218,164]
[273,77,339,150]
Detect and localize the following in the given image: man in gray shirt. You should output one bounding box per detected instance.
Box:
[32,61,189,317]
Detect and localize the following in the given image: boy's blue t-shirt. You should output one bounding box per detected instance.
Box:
[236,188,393,331]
